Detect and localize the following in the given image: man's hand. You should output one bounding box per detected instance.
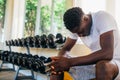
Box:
[49,56,71,72]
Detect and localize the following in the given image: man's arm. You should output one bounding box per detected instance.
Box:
[58,37,77,56]
[49,31,114,72]
[70,30,114,66]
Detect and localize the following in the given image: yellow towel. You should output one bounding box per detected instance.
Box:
[64,71,73,80]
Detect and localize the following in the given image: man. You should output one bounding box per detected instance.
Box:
[49,7,120,80]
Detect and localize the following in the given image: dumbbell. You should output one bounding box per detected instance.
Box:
[14,39,19,46]
[17,53,24,66]
[0,51,1,60]
[55,33,66,44]
[1,51,9,61]
[39,56,52,63]
[18,53,27,67]
[27,56,38,70]
[12,52,20,65]
[8,40,12,46]
[21,38,29,47]
[5,41,9,46]
[11,39,15,46]
[5,40,10,46]
[32,55,52,63]
[17,38,23,46]
[27,55,40,70]
[22,54,33,68]
[7,51,14,63]
[40,34,48,48]
[26,55,46,73]
[26,37,34,47]
[21,38,25,47]
[34,59,45,73]
[34,35,41,48]
[0,50,3,60]
[34,55,52,73]
[3,51,9,62]
[47,34,56,48]
[29,55,46,73]
[40,57,52,74]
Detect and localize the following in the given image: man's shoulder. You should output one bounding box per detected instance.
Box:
[94,11,111,18]
[95,11,107,15]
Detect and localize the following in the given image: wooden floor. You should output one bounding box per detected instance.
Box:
[0,71,16,80]
[0,70,34,80]
[0,63,25,80]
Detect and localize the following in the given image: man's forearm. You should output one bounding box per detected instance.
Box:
[69,50,113,67]
[58,49,66,56]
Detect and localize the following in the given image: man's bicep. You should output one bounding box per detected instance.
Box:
[100,30,114,50]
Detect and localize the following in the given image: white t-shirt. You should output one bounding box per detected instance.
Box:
[69,11,120,60]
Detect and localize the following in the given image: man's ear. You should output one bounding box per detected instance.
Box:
[83,15,89,21]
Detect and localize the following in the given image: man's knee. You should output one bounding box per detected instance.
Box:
[96,60,110,71]
[96,60,116,80]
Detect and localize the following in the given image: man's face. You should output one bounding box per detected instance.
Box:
[71,15,92,37]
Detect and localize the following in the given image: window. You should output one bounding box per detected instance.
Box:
[53,0,66,33]
[24,0,37,37]
[40,0,66,35]
[24,0,66,37]
[40,0,52,35]
[0,0,6,41]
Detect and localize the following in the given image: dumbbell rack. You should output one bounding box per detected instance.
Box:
[1,33,66,80]
[14,46,35,80]
[0,45,15,71]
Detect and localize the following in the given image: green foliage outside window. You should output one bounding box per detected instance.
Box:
[40,6,51,34]
[0,0,6,28]
[24,0,66,37]
[24,0,37,37]
[54,0,65,30]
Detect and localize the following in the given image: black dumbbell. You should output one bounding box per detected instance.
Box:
[21,38,29,47]
[55,33,66,44]
[34,56,52,73]
[11,39,15,46]
[3,51,9,62]
[39,57,52,74]
[17,38,23,46]
[5,41,9,46]
[17,53,24,66]
[19,53,27,67]
[34,55,52,64]
[41,34,48,48]
[7,51,14,63]
[44,57,52,63]
[27,56,37,69]
[14,39,19,46]
[8,40,12,46]
[0,51,1,60]
[47,34,56,48]
[26,55,44,72]
[32,55,45,73]
[26,37,34,47]
[34,35,41,48]
[0,50,3,60]
[35,60,45,74]
[22,54,32,68]
[12,52,19,65]
[1,51,9,61]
